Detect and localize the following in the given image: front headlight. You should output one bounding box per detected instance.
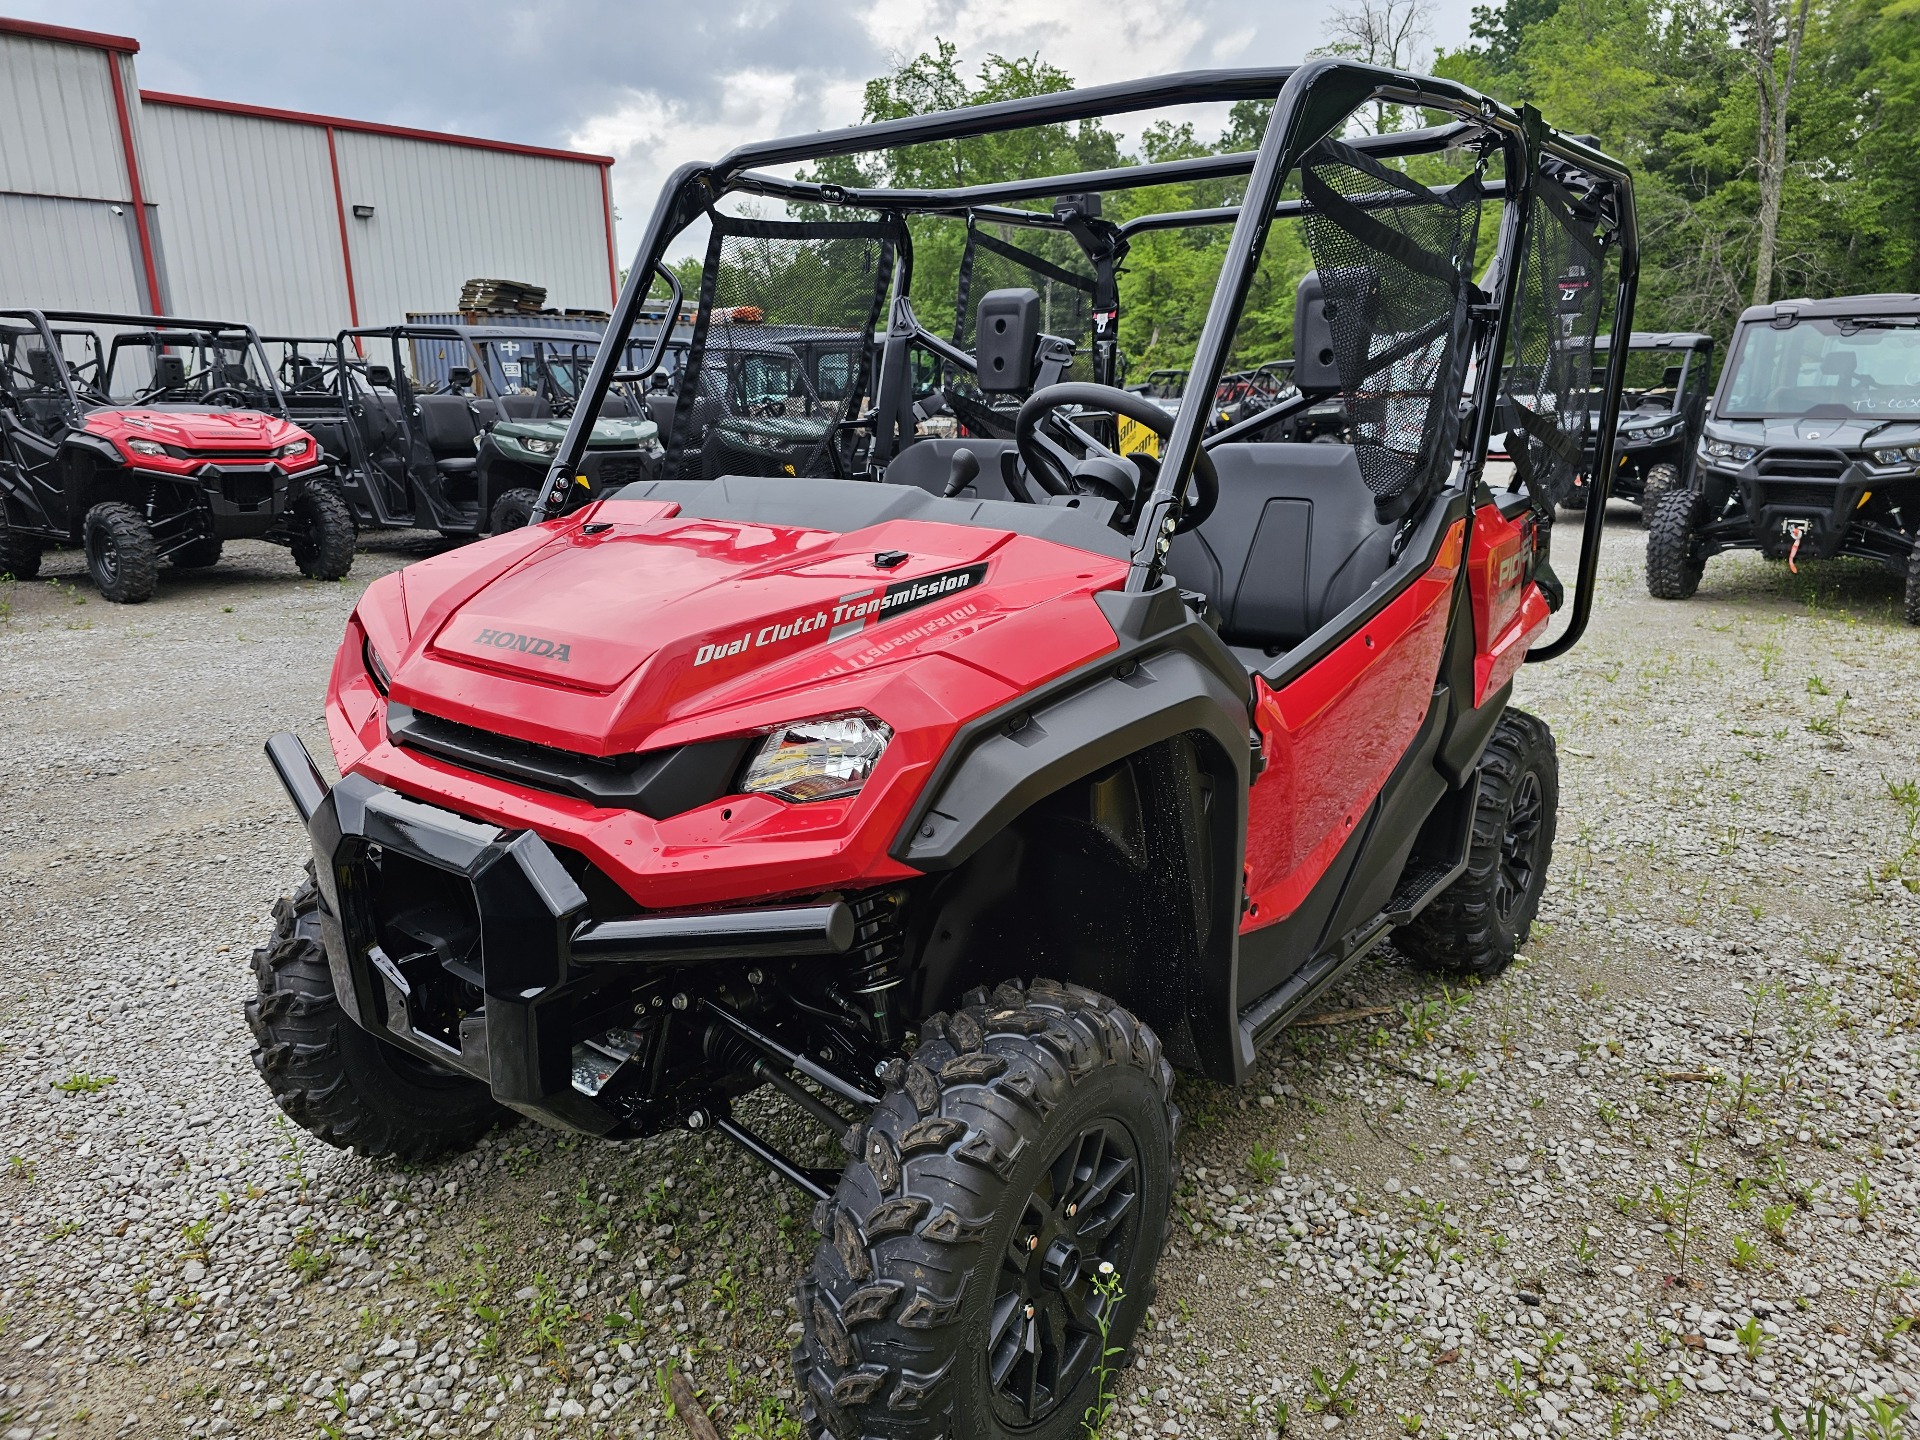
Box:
[1871,448,1906,466]
[1703,438,1757,463]
[519,436,560,456]
[362,636,392,695]
[738,714,891,803]
[275,438,311,458]
[126,437,167,457]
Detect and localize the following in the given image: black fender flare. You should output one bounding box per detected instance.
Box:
[58,435,131,537]
[892,582,1255,1081]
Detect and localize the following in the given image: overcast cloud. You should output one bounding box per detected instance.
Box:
[19,0,1478,264]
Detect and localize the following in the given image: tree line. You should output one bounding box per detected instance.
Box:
[680,4,1915,380]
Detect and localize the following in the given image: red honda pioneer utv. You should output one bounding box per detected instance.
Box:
[250,60,1636,1440]
[0,311,353,601]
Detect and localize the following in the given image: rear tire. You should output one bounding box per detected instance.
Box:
[1394,710,1557,981]
[0,517,42,580]
[289,482,355,580]
[246,868,506,1160]
[1638,462,1679,526]
[795,979,1177,1440]
[84,502,158,603]
[1904,542,1920,627]
[488,487,538,535]
[170,533,224,569]
[1646,486,1706,600]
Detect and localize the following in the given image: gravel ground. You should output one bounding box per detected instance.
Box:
[1,514,1915,1440]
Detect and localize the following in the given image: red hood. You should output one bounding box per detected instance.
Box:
[369,497,1127,757]
[84,407,308,450]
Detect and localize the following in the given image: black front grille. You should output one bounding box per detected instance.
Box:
[386,702,751,817]
[596,454,653,487]
[1757,450,1845,480]
[1757,481,1842,510]
[219,471,277,508]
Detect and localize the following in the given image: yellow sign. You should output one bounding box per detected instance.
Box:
[1117,415,1161,458]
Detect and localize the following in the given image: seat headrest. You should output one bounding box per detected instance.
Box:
[26,347,62,388]
[152,355,188,389]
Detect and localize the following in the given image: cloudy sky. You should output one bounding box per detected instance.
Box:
[23,0,1478,263]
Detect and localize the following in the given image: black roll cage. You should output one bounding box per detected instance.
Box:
[0,308,291,419]
[537,60,1639,664]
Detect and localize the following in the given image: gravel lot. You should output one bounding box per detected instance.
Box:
[1,516,1916,1440]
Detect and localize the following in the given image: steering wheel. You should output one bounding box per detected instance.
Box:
[1014,382,1219,532]
[199,386,253,407]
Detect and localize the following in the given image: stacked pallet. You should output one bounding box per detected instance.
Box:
[457,278,548,314]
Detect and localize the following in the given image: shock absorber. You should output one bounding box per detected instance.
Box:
[833,890,908,1047]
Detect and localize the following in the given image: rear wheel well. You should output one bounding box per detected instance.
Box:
[899,730,1239,1074]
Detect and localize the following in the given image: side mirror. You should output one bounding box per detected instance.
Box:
[447,365,474,391]
[976,288,1040,394]
[365,364,394,388]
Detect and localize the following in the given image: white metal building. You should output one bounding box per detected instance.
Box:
[0,16,618,333]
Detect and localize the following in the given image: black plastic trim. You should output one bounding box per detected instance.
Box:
[386,702,751,818]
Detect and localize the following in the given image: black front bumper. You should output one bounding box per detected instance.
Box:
[264,733,856,1136]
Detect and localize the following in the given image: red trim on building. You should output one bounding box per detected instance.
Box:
[140,91,615,167]
[324,127,361,333]
[600,168,620,306]
[0,17,139,52]
[105,52,164,312]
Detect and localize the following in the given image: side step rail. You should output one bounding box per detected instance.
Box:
[1238,773,1479,1057]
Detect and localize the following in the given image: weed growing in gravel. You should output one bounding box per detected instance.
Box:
[1734,1315,1770,1359]
[1571,1231,1598,1273]
[1079,1262,1126,1440]
[1303,1362,1357,1418]
[1247,1143,1281,1184]
[52,1071,115,1094]
[1731,1235,1764,1270]
[1847,1173,1880,1220]
[6,1155,34,1181]
[1494,1356,1538,1414]
[273,1115,310,1195]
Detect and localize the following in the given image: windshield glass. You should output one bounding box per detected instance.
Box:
[1721,318,1920,418]
[104,331,272,406]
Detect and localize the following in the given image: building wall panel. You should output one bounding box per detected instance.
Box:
[0,33,129,200]
[139,102,352,334]
[333,131,611,325]
[0,192,146,311]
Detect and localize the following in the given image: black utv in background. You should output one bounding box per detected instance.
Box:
[1564,331,1712,521]
[1648,294,1920,622]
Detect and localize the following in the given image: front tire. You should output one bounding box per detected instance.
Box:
[245,869,506,1160]
[795,979,1177,1440]
[1904,542,1920,627]
[1638,462,1680,526]
[1646,486,1707,600]
[84,502,158,603]
[1394,710,1558,980]
[488,486,538,535]
[289,482,355,580]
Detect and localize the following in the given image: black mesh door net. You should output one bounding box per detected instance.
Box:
[1297,138,1486,520]
[1497,166,1609,511]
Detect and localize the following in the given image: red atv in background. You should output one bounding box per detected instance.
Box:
[0,311,353,601]
[251,59,1637,1440]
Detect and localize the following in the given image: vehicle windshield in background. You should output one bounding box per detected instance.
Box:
[103,331,272,406]
[1720,317,1920,418]
[733,353,805,411]
[1613,349,1705,410]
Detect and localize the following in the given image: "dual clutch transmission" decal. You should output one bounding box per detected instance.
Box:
[693,562,987,667]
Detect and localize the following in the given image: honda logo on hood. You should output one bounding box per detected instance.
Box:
[474,627,572,662]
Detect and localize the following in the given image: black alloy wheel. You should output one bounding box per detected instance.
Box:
[987,1121,1140,1427]
[1494,769,1545,929]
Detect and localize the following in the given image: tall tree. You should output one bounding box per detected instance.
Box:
[1742,0,1815,304]
[1317,0,1439,131]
